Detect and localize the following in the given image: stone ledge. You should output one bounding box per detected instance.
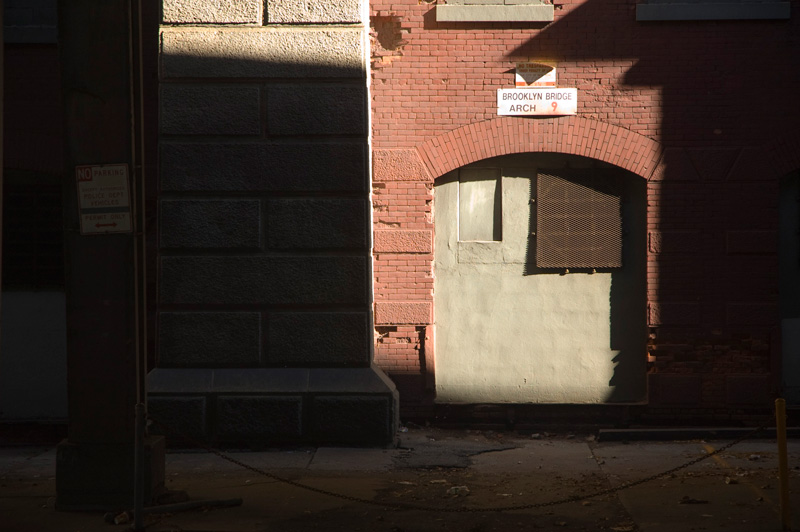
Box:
[147,367,398,445]
[148,367,396,394]
[435,4,554,22]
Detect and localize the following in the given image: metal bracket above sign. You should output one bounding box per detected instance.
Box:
[75,164,133,235]
[515,62,556,88]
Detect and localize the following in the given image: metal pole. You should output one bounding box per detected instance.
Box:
[130,2,146,527]
[0,0,5,379]
[776,398,791,531]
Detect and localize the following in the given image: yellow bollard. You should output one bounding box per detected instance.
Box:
[776,398,792,531]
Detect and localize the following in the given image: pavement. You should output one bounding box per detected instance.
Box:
[1,425,799,532]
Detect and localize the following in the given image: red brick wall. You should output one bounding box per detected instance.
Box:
[369,0,800,414]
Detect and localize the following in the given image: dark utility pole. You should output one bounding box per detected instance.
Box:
[56,0,163,510]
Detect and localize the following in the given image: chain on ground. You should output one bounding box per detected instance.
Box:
[147,416,767,514]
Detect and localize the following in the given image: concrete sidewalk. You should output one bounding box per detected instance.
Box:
[1,426,798,531]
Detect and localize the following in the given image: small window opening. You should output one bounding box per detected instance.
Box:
[458,168,502,242]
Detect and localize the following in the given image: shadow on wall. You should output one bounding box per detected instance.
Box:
[519,163,648,403]
[504,0,800,404]
[155,46,372,371]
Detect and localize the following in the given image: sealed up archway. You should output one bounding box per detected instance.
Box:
[433,153,646,403]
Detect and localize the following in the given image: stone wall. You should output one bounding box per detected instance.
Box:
[149,0,397,446]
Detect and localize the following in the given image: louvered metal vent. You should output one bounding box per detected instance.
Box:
[536,171,622,268]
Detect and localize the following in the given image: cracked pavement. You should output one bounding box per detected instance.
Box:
[1,426,798,531]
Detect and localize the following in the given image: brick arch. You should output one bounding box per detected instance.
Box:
[415,116,663,180]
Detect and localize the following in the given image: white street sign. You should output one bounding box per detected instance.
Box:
[497,88,578,116]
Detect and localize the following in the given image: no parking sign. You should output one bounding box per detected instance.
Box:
[75,164,132,235]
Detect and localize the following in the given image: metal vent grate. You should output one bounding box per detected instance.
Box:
[536,171,622,269]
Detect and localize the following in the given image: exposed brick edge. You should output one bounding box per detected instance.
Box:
[415,116,664,181]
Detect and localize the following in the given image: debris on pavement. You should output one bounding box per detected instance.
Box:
[446,485,470,496]
[679,496,709,504]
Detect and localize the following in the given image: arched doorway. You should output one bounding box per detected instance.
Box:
[433,152,647,403]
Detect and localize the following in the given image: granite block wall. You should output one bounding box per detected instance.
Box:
[151,0,397,446]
